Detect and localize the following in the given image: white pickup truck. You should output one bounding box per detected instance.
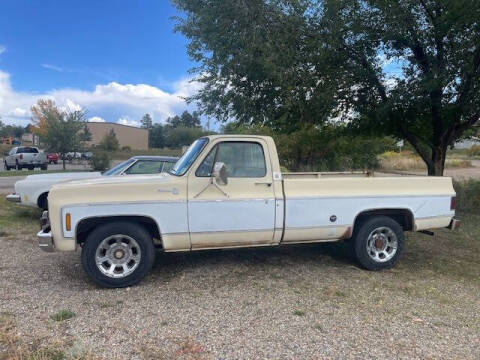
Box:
[4,146,48,170]
[38,135,459,288]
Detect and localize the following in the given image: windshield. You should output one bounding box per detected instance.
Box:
[103,159,135,176]
[170,138,209,176]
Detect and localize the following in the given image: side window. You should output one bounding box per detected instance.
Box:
[125,160,163,175]
[9,149,16,155]
[196,142,267,178]
[162,161,175,173]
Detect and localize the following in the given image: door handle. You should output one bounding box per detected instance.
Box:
[254,182,272,187]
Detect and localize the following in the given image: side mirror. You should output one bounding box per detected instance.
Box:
[212,162,228,186]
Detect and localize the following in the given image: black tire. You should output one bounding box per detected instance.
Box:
[40,164,47,170]
[351,216,404,271]
[37,192,49,210]
[28,165,34,170]
[4,161,10,171]
[16,161,22,170]
[81,221,156,288]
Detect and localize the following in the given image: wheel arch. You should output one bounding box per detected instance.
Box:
[36,192,49,210]
[75,215,162,248]
[352,208,415,234]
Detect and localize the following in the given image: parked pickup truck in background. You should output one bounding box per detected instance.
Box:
[38,135,459,288]
[4,146,48,170]
[7,156,178,209]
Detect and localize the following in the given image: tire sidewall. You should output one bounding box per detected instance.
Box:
[81,222,156,288]
[353,216,404,270]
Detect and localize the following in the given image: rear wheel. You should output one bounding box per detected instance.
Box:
[16,161,22,170]
[351,216,404,270]
[81,222,156,288]
[28,165,34,170]
[40,164,47,170]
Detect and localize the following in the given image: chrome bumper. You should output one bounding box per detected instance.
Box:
[37,210,54,252]
[448,218,461,231]
[37,230,55,252]
[6,193,21,203]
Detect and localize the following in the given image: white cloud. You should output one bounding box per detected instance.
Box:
[8,107,29,118]
[41,63,64,72]
[0,67,203,127]
[117,116,140,127]
[88,116,105,123]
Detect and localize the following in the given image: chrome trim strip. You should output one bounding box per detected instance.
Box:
[62,200,187,208]
[189,198,275,203]
[188,228,272,235]
[285,224,350,230]
[287,194,454,200]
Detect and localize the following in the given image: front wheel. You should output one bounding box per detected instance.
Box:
[351,216,404,270]
[4,161,10,170]
[81,222,156,288]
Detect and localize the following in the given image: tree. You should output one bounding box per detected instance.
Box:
[99,129,119,151]
[173,0,480,175]
[149,124,165,148]
[165,110,201,128]
[31,99,62,138]
[164,126,205,147]
[42,109,88,170]
[141,113,153,130]
[79,124,92,143]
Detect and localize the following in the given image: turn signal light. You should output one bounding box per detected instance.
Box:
[65,213,71,231]
[450,197,456,211]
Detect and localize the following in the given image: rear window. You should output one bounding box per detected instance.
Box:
[17,147,38,153]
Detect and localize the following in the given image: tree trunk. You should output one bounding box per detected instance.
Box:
[427,146,446,176]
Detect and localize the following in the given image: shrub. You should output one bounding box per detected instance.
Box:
[99,129,119,151]
[90,151,111,171]
[121,145,132,152]
[467,144,480,157]
[453,180,480,212]
[51,309,75,322]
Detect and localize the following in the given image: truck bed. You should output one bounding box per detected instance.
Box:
[281,176,455,243]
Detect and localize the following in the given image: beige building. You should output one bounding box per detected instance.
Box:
[86,122,148,150]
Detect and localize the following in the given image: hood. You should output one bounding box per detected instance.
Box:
[25,172,101,181]
[52,172,173,189]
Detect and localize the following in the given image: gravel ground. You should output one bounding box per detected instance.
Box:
[1,218,479,359]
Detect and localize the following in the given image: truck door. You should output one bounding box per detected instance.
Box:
[187,139,276,249]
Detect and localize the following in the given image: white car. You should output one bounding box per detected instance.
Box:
[4,146,48,170]
[6,156,178,209]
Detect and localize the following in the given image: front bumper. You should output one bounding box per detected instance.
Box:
[37,230,54,252]
[37,210,54,252]
[6,193,21,203]
[447,218,461,231]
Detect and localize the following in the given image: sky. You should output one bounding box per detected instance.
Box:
[0,0,202,128]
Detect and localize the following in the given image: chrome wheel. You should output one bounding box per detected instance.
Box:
[366,226,398,263]
[95,234,141,278]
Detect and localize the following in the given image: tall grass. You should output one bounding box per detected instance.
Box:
[454,179,480,212]
[378,151,472,171]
